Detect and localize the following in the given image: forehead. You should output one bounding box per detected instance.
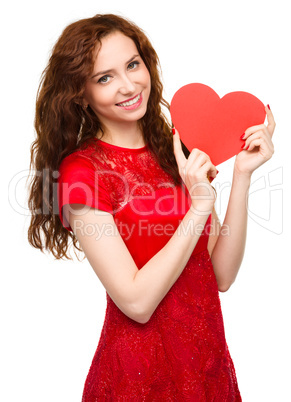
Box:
[94,32,139,68]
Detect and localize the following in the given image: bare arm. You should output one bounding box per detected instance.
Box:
[67,130,217,324]
[207,206,221,257]
[69,204,211,324]
[209,171,251,291]
[208,105,275,291]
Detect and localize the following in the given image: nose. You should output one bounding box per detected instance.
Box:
[119,73,135,95]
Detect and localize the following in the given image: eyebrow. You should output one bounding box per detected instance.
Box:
[91,54,140,79]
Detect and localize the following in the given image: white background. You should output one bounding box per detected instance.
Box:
[1,0,290,401]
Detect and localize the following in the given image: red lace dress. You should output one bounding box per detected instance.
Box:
[58,138,242,401]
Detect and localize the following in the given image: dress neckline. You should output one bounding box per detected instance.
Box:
[95,138,148,153]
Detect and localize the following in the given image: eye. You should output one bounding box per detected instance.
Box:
[128,60,140,70]
[98,75,111,84]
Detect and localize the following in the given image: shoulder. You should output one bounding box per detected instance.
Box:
[57,142,113,201]
[58,140,105,179]
[59,152,93,175]
[58,145,114,229]
[59,143,95,170]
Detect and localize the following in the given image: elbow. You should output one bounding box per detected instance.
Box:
[112,290,153,324]
[133,314,151,325]
[217,278,235,292]
[124,302,152,324]
[129,310,152,325]
[218,283,231,292]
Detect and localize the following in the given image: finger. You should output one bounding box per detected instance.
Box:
[246,137,262,151]
[265,105,276,137]
[173,127,187,168]
[187,148,210,167]
[187,146,217,171]
[244,137,274,158]
[190,158,217,179]
[202,161,218,179]
[243,124,267,139]
[242,130,273,150]
[186,151,217,178]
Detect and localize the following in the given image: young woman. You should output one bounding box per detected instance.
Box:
[28,14,275,401]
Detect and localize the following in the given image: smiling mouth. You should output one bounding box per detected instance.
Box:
[116,93,141,107]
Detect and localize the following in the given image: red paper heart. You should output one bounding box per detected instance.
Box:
[170,83,266,166]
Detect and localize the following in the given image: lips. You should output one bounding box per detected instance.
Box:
[116,93,141,107]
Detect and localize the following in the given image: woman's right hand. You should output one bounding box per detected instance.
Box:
[173,128,218,214]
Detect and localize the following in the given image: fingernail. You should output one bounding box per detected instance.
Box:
[267,104,271,110]
[209,176,214,182]
[240,133,245,140]
[216,170,219,174]
[241,143,246,149]
[246,145,249,150]
[172,127,176,135]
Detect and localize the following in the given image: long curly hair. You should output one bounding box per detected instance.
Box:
[28,13,183,259]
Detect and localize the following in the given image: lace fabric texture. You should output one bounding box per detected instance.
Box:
[58,139,242,401]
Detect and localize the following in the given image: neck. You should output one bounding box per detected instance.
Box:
[98,120,145,149]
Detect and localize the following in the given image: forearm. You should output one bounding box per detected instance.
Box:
[69,201,212,324]
[211,169,251,291]
[132,206,211,322]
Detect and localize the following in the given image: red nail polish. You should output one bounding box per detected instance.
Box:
[267,104,271,110]
[172,127,176,135]
[240,133,245,140]
[241,143,245,149]
[246,145,249,150]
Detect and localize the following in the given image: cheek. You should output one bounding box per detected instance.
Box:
[143,68,151,84]
[88,87,115,108]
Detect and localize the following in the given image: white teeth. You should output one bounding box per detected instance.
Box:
[117,93,141,107]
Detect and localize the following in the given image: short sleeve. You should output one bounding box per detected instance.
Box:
[58,154,113,231]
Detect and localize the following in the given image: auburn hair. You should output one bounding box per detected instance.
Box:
[28,13,184,259]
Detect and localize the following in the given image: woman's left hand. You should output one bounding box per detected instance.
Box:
[234,105,275,176]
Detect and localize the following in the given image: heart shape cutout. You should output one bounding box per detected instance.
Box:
[170,83,266,166]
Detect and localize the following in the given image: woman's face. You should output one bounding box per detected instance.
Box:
[83,32,151,130]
